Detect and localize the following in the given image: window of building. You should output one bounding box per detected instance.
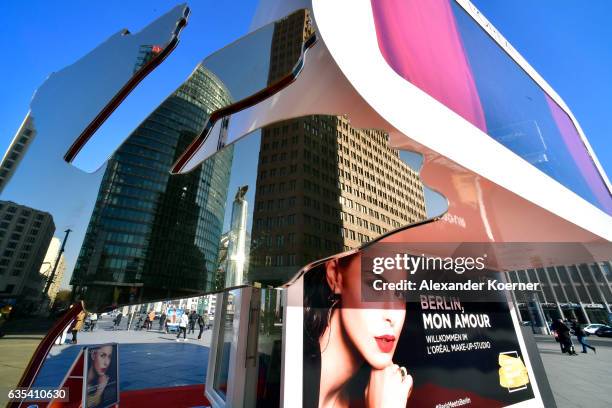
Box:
[2,284,15,294]
[288,254,297,265]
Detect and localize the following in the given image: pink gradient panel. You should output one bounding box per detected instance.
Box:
[370,0,487,132]
[545,94,612,213]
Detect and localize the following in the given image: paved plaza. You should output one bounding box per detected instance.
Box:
[534,334,612,408]
[1,315,611,407]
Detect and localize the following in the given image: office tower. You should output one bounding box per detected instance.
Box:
[224,186,250,287]
[40,237,66,307]
[71,65,234,307]
[248,9,427,285]
[249,117,427,285]
[0,201,54,312]
[0,115,36,194]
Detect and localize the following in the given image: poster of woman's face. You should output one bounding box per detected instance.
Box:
[303,253,412,408]
[302,251,538,408]
[84,343,119,408]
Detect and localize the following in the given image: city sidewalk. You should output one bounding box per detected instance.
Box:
[3,316,611,407]
[0,316,55,399]
[535,334,611,408]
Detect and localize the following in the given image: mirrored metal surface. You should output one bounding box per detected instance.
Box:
[0,5,438,314]
[0,5,189,319]
[171,9,316,174]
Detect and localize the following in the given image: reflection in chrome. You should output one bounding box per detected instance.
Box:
[0,5,190,321]
[0,5,440,314]
[64,6,190,164]
[71,113,431,309]
[171,9,317,174]
[71,65,236,308]
[225,186,250,287]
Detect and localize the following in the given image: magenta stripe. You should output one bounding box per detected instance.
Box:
[370,0,487,132]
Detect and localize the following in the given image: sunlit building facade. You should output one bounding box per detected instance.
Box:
[0,115,36,194]
[0,201,54,312]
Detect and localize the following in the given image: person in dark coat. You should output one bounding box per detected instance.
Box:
[113,312,123,330]
[571,320,596,354]
[197,313,205,339]
[551,319,576,355]
[188,310,197,334]
[159,312,167,332]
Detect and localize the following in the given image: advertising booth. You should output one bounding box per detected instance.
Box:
[2,0,610,407]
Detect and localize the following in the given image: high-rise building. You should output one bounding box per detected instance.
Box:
[71,65,234,308]
[224,186,250,287]
[266,9,314,84]
[249,117,427,285]
[507,261,612,324]
[0,115,36,194]
[248,9,427,285]
[0,201,54,312]
[40,237,66,307]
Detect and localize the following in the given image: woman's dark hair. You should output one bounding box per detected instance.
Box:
[88,344,117,382]
[302,255,370,407]
[303,262,333,349]
[303,255,356,354]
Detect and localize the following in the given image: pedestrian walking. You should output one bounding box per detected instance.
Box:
[571,320,596,354]
[71,310,87,344]
[159,312,167,332]
[89,312,98,331]
[188,310,197,334]
[135,314,144,330]
[177,312,188,341]
[148,309,156,330]
[197,313,205,339]
[551,318,576,355]
[113,312,123,330]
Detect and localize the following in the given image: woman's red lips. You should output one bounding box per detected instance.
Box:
[375,335,396,353]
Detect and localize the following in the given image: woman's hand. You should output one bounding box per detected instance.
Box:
[366,363,412,408]
[96,374,109,395]
[87,374,109,407]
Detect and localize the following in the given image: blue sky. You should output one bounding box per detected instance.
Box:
[1,1,610,176]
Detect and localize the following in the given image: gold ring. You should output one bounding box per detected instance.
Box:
[399,366,408,381]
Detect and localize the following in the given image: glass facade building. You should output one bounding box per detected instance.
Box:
[71,66,234,308]
[508,261,612,324]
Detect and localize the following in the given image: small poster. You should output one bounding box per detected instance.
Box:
[83,343,119,408]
